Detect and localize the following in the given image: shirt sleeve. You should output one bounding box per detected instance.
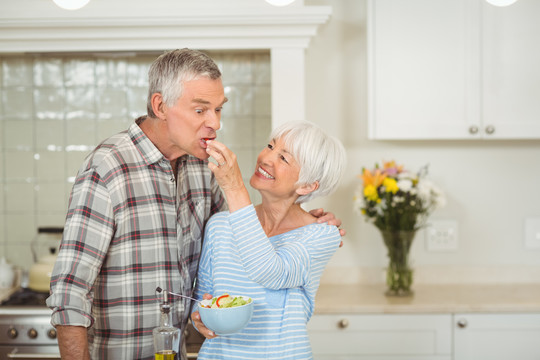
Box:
[194,221,215,302]
[228,205,340,290]
[210,173,228,213]
[46,167,114,328]
[191,219,217,332]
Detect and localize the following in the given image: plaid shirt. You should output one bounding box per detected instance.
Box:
[47,119,226,360]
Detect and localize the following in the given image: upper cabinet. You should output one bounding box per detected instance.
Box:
[368,0,540,140]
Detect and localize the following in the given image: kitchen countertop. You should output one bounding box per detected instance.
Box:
[4,283,539,313]
[314,283,540,314]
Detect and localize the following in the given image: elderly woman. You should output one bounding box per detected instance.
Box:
[193,121,347,359]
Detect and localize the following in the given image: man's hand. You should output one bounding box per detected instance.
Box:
[191,293,217,339]
[309,208,346,246]
[56,325,90,360]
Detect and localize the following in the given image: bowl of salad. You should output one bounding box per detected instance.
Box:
[198,294,253,335]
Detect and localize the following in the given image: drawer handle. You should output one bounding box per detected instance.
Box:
[457,318,468,328]
[7,354,61,359]
[337,318,349,329]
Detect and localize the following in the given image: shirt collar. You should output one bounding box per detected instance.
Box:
[128,119,193,167]
[128,121,165,166]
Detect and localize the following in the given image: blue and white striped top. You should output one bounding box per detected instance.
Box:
[194,204,341,360]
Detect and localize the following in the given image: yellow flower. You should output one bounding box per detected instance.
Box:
[364,184,379,201]
[383,177,399,194]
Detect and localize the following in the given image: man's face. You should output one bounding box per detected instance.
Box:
[163,77,227,160]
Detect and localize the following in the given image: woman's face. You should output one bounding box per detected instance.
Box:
[249,137,301,200]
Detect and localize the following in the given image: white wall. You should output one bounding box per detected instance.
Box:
[303,0,540,283]
[1,0,538,283]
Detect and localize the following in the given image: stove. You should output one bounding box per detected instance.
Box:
[0,288,205,359]
[1,289,49,307]
[0,288,60,359]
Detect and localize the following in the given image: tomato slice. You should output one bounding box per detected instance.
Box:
[216,294,230,308]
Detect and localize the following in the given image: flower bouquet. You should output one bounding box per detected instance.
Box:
[354,161,445,296]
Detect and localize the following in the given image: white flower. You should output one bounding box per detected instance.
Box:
[396,178,413,192]
[416,179,446,210]
[431,184,446,208]
[353,186,365,215]
[416,179,434,201]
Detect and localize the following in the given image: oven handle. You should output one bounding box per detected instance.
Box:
[7,353,61,359]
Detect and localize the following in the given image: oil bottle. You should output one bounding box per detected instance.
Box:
[153,290,180,360]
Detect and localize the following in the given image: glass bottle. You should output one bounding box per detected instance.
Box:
[153,291,180,360]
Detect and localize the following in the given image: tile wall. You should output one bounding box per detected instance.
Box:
[0,50,271,269]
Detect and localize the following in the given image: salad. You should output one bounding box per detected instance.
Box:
[200,294,252,309]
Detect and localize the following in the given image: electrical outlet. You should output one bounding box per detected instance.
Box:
[425,220,458,252]
[525,217,540,249]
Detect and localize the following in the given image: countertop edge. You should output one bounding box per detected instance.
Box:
[313,283,540,314]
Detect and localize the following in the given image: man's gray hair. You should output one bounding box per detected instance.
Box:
[146,48,222,117]
[269,121,347,204]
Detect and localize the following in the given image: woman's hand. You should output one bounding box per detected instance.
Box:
[206,140,251,212]
[191,293,217,339]
[205,140,242,190]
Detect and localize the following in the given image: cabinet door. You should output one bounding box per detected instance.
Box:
[368,0,481,139]
[482,0,540,139]
[454,313,540,360]
[308,314,452,360]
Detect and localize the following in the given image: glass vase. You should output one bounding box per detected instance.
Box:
[380,229,416,296]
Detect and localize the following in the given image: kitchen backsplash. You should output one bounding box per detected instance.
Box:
[0,50,271,269]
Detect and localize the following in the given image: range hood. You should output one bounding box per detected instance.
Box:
[0,0,331,127]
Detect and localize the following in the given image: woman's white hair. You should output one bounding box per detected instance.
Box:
[269,121,347,204]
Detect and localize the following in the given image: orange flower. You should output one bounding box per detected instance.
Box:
[359,168,387,188]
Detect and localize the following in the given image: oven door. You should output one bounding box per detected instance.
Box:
[0,346,60,359]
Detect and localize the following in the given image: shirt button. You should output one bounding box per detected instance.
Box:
[170,177,174,182]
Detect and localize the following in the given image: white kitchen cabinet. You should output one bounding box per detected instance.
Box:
[309,313,540,359]
[367,0,540,139]
[308,314,452,360]
[481,1,540,139]
[454,313,540,360]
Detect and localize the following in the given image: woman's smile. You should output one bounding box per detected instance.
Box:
[256,167,274,180]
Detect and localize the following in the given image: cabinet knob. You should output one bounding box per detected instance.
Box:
[7,327,18,339]
[337,318,349,329]
[469,126,479,135]
[485,125,495,135]
[457,318,468,328]
[28,328,38,339]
